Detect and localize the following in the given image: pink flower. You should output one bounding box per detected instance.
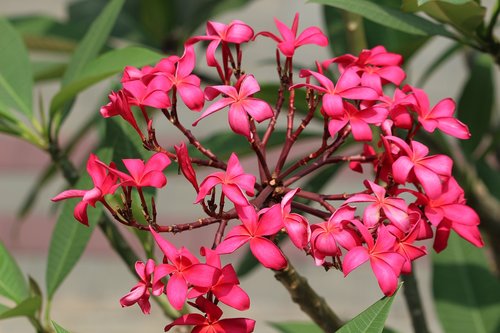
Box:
[193,75,274,138]
[123,74,172,109]
[343,223,405,296]
[150,227,221,310]
[100,90,144,139]
[325,46,405,94]
[344,180,409,231]
[166,46,205,111]
[294,69,379,117]
[257,13,328,57]
[310,206,361,265]
[327,101,388,141]
[421,177,483,252]
[188,248,250,311]
[195,153,256,207]
[279,189,311,249]
[409,86,471,139]
[216,205,287,270]
[387,221,427,274]
[51,154,119,226]
[174,142,198,191]
[120,259,155,314]
[165,296,255,333]
[101,152,170,189]
[387,136,453,199]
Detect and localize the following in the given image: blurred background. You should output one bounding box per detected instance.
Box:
[0,0,498,332]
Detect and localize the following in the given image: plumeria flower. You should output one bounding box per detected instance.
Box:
[195,153,256,207]
[216,205,287,270]
[188,248,250,311]
[100,152,171,189]
[165,296,255,333]
[174,142,198,191]
[193,75,274,138]
[408,86,471,139]
[325,46,405,94]
[420,177,483,252]
[343,222,405,296]
[294,69,379,118]
[310,206,361,266]
[327,101,388,141]
[166,45,205,111]
[387,136,453,199]
[120,259,155,314]
[187,20,254,79]
[387,220,427,274]
[51,154,120,226]
[150,227,220,310]
[278,188,311,249]
[123,74,172,110]
[344,180,409,231]
[256,13,328,57]
[100,90,144,140]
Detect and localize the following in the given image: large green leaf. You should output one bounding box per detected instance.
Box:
[336,285,401,333]
[457,53,494,155]
[322,0,428,60]
[50,0,125,132]
[270,321,323,333]
[0,242,29,303]
[402,0,486,35]
[0,19,33,117]
[52,321,72,333]
[311,0,454,38]
[51,46,164,113]
[433,233,500,333]
[0,296,41,320]
[46,147,113,300]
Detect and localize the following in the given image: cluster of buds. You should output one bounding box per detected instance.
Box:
[52,13,483,332]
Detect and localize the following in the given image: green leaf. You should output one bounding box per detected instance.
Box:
[457,53,494,155]
[403,0,486,34]
[336,285,401,333]
[51,46,164,113]
[311,0,454,37]
[50,0,125,131]
[433,233,500,333]
[0,241,29,303]
[52,321,72,333]
[270,321,323,333]
[33,61,67,81]
[0,19,33,117]
[46,147,113,300]
[0,296,41,320]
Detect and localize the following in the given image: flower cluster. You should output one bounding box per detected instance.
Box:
[52,13,482,332]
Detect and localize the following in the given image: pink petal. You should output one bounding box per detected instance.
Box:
[73,200,90,226]
[166,273,188,310]
[322,94,344,117]
[378,66,406,85]
[218,318,256,333]
[150,226,178,260]
[225,21,254,43]
[295,26,328,47]
[228,103,251,137]
[437,117,471,139]
[241,99,273,122]
[215,284,250,311]
[184,264,220,287]
[139,170,167,188]
[349,117,373,141]
[256,204,284,236]
[342,246,369,276]
[420,155,452,177]
[340,87,379,101]
[249,237,287,270]
[238,75,261,98]
[192,97,233,126]
[284,214,310,249]
[392,156,414,184]
[216,235,251,254]
[222,183,250,206]
[370,257,401,296]
[165,314,207,331]
[195,174,222,203]
[178,82,205,111]
[327,118,348,138]
[51,189,86,201]
[414,165,442,199]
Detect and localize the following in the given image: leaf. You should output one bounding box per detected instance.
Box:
[0,241,29,303]
[457,53,494,155]
[322,0,428,60]
[50,0,125,132]
[433,233,500,333]
[33,61,67,81]
[336,285,401,333]
[51,46,164,113]
[0,19,33,117]
[403,0,486,34]
[0,296,41,320]
[46,147,113,300]
[270,321,323,333]
[52,321,72,333]
[311,0,454,37]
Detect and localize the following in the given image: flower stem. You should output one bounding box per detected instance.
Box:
[401,269,431,333]
[274,261,343,333]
